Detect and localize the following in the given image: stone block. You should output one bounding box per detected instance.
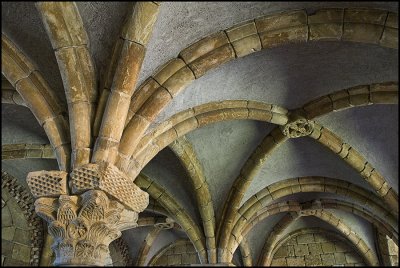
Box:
[121,2,159,44]
[303,96,333,119]
[308,243,323,255]
[180,31,229,64]
[294,244,309,256]
[231,34,261,57]
[321,253,335,265]
[345,252,359,264]
[308,8,343,24]
[13,228,31,246]
[2,226,16,241]
[2,239,13,256]
[138,87,172,121]
[321,242,335,253]
[314,233,329,242]
[344,8,387,25]
[271,257,287,266]
[256,10,307,32]
[286,256,305,266]
[112,40,146,95]
[296,233,315,244]
[380,27,398,49]
[342,23,383,44]
[334,252,347,264]
[2,206,12,227]
[274,245,295,258]
[162,66,195,97]
[259,26,308,48]
[305,254,322,266]
[309,23,342,40]
[12,243,31,263]
[154,58,186,85]
[188,44,235,78]
[344,149,366,172]
[386,12,398,29]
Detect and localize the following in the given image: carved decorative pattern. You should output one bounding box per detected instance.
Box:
[281,118,314,138]
[34,189,139,266]
[2,171,44,266]
[154,217,175,230]
[27,170,68,198]
[70,163,148,212]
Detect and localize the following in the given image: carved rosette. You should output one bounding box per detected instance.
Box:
[281,116,314,138]
[34,190,138,266]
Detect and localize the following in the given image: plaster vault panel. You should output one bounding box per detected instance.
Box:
[1,1,398,266]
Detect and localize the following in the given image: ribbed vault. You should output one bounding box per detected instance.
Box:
[1,2,398,267]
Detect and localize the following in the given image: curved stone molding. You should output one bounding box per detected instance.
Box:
[136,227,162,266]
[2,33,71,171]
[92,2,160,165]
[2,171,44,266]
[301,82,398,119]
[34,189,138,266]
[119,8,398,173]
[135,173,207,263]
[169,137,217,263]
[36,2,97,169]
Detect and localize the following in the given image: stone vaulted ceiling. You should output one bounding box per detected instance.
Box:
[1,1,399,267]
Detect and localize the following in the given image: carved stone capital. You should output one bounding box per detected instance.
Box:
[27,170,68,198]
[34,189,138,266]
[280,115,314,138]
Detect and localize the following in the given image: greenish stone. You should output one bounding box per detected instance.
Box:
[12,243,31,263]
[2,226,16,241]
[13,228,31,246]
[2,206,13,227]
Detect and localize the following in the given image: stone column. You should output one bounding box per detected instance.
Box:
[27,162,148,266]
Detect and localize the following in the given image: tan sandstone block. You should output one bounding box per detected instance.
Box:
[305,254,322,266]
[271,257,287,266]
[256,10,307,32]
[294,244,309,256]
[231,35,262,57]
[188,44,235,78]
[344,149,366,172]
[121,2,159,44]
[286,256,305,266]
[259,26,308,48]
[386,12,398,28]
[319,129,343,154]
[380,27,398,49]
[344,8,387,25]
[321,253,335,265]
[129,78,160,115]
[309,23,342,40]
[37,2,87,49]
[296,233,315,244]
[154,58,186,85]
[180,31,229,64]
[308,8,343,24]
[370,91,398,104]
[303,96,333,119]
[248,109,272,122]
[162,66,195,97]
[138,87,172,121]
[343,23,383,44]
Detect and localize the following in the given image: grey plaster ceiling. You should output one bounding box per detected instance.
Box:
[2,1,398,266]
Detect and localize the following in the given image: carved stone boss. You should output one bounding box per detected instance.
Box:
[281,115,314,138]
[27,162,149,266]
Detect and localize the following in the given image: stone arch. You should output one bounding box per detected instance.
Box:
[1,171,44,266]
[117,7,398,170]
[2,34,70,171]
[148,239,200,266]
[266,227,367,266]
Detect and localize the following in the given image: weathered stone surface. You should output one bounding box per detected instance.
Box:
[308,9,343,24]
[256,10,307,32]
[343,23,383,44]
[36,2,87,49]
[259,25,308,48]
[305,254,322,266]
[162,66,196,97]
[294,244,309,256]
[321,253,335,265]
[309,23,342,40]
[380,27,398,49]
[188,44,235,78]
[179,31,229,64]
[344,8,387,25]
[281,117,314,138]
[286,256,305,266]
[121,2,160,44]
